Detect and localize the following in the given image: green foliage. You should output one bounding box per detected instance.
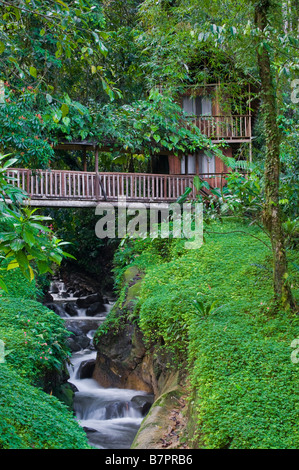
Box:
[0,87,94,167]
[188,306,298,448]
[0,88,55,167]
[92,88,222,159]
[193,299,219,318]
[220,169,263,217]
[0,297,71,385]
[111,218,299,448]
[0,154,74,292]
[0,263,90,449]
[0,0,108,94]
[0,363,90,449]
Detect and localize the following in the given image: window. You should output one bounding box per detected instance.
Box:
[181,152,216,175]
[182,96,202,116]
[181,154,196,174]
[198,151,215,174]
[182,95,212,116]
[201,97,212,115]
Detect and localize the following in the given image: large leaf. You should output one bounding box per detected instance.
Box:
[176,186,192,204]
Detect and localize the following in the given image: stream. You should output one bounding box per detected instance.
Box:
[45,278,151,449]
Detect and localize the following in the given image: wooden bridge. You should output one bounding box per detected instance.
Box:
[7,168,227,207]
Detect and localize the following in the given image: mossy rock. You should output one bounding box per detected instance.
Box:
[123,279,144,309]
[122,265,142,286]
[131,371,185,449]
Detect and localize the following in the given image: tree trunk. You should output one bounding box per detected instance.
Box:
[254,1,294,310]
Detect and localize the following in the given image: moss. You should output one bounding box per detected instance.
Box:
[131,372,184,449]
[114,219,299,449]
[123,265,142,285]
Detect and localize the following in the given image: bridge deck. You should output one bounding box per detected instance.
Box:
[7,168,227,207]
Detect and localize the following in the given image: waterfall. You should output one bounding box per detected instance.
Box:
[45,278,153,449]
[67,349,147,449]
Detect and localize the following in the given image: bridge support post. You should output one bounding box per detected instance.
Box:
[95,145,99,200]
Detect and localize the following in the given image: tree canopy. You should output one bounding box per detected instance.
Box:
[0,0,298,308]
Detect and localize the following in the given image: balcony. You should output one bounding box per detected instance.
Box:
[192,115,252,142]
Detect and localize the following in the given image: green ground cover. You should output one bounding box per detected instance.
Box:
[109,218,299,449]
[0,270,90,449]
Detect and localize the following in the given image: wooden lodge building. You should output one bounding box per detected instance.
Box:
[8,68,259,206]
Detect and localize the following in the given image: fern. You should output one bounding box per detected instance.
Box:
[218,154,254,171]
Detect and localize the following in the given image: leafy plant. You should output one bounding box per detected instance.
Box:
[193,299,219,318]
[0,339,13,364]
[0,154,74,292]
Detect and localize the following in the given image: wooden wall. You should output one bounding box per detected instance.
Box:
[167,146,232,176]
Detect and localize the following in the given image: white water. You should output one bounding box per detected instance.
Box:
[47,280,148,449]
[67,349,146,449]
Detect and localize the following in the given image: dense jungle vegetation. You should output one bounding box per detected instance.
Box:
[99,218,298,448]
[0,0,298,450]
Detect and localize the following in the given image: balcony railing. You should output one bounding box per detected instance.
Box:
[192,115,251,140]
[7,168,228,206]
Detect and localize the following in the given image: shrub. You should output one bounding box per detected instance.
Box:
[0,297,71,386]
[0,268,90,449]
[0,364,90,449]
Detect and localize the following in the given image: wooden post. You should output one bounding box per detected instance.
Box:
[94,145,107,201]
[95,145,99,200]
[27,169,31,196]
[83,147,87,172]
[248,83,252,164]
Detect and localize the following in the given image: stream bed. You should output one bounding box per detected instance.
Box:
[67,349,146,449]
[45,278,151,449]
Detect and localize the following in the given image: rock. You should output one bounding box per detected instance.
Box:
[77,359,96,379]
[86,301,106,317]
[76,293,104,308]
[66,287,75,294]
[43,292,54,303]
[50,283,59,293]
[65,323,83,336]
[131,372,186,449]
[76,335,91,350]
[93,323,154,393]
[46,303,68,318]
[131,394,154,416]
[65,321,93,351]
[64,318,105,335]
[68,382,79,393]
[65,302,79,317]
[74,289,89,298]
[66,337,82,352]
[83,426,97,433]
[104,401,132,419]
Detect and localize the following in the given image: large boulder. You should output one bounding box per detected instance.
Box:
[131,394,154,416]
[64,317,105,352]
[93,322,154,393]
[86,301,106,317]
[104,401,132,419]
[77,359,96,379]
[92,267,155,393]
[65,302,79,317]
[46,303,67,318]
[76,293,104,309]
[66,335,90,352]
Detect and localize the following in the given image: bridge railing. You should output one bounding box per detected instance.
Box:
[6,168,228,202]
